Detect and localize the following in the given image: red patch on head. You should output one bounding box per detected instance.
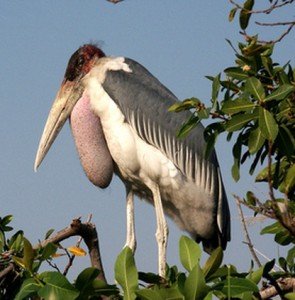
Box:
[64,44,105,81]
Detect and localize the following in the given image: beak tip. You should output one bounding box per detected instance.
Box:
[34,156,41,172]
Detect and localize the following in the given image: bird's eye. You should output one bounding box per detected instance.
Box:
[77,56,84,67]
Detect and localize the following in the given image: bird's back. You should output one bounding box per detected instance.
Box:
[100,57,230,252]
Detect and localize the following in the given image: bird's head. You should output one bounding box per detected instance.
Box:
[34,44,105,171]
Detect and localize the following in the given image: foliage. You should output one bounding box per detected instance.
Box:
[169,0,295,298]
[3,216,293,300]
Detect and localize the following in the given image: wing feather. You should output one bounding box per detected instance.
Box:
[101,58,230,246]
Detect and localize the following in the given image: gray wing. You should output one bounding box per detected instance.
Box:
[102,58,230,248]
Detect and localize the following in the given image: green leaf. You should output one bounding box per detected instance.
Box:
[15,278,41,300]
[285,293,295,300]
[203,247,223,279]
[158,286,185,299]
[169,98,201,113]
[1,215,13,226]
[138,272,161,284]
[41,243,58,260]
[248,127,265,154]
[38,271,79,300]
[75,267,100,291]
[45,229,55,240]
[0,231,5,252]
[231,137,242,182]
[224,67,248,80]
[114,247,138,300]
[9,230,24,252]
[136,289,162,300]
[246,191,257,206]
[258,107,278,141]
[206,265,237,281]
[225,113,255,132]
[264,84,295,102]
[286,246,295,267]
[204,291,214,300]
[278,125,295,158]
[239,0,254,30]
[245,77,265,102]
[229,7,237,22]
[275,230,294,246]
[285,164,295,195]
[177,115,199,138]
[92,280,120,296]
[179,236,201,272]
[212,74,221,110]
[23,237,34,272]
[198,107,210,120]
[214,277,259,296]
[184,263,208,300]
[247,265,263,284]
[261,222,282,235]
[222,98,256,115]
[262,259,275,277]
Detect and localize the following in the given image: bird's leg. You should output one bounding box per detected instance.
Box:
[124,188,136,252]
[149,183,169,278]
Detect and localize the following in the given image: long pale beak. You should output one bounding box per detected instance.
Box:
[34,79,84,171]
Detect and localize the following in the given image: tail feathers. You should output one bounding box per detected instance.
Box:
[200,231,228,254]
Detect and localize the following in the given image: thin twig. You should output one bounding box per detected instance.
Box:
[256,21,295,26]
[235,197,262,267]
[252,247,284,271]
[46,258,62,273]
[229,0,294,14]
[258,24,295,44]
[229,0,295,43]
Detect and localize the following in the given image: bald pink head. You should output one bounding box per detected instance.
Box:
[64,44,105,82]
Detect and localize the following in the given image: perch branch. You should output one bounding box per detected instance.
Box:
[63,214,92,276]
[37,218,107,283]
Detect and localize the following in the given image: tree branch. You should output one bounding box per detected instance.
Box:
[229,0,295,43]
[260,277,295,299]
[229,0,294,14]
[235,197,262,267]
[37,218,107,283]
[63,214,92,276]
[0,263,14,282]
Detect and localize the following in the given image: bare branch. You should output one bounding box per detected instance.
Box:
[0,263,14,281]
[229,0,294,14]
[229,0,295,43]
[256,21,295,26]
[37,218,107,283]
[46,258,62,273]
[235,197,262,267]
[63,214,92,276]
[257,23,295,44]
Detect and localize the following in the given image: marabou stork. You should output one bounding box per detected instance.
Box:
[35,44,230,277]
